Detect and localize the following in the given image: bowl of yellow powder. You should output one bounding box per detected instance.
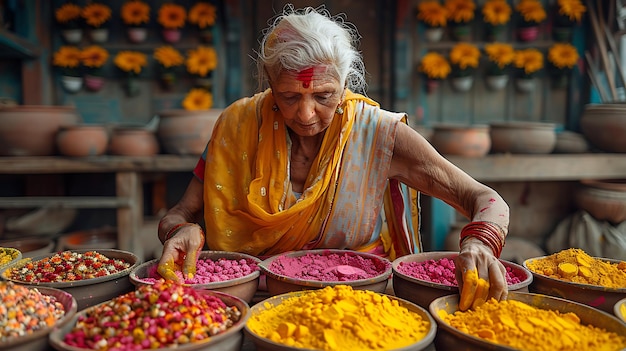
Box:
[259,249,392,296]
[245,285,437,351]
[523,248,626,314]
[615,297,626,323]
[430,291,626,351]
[392,251,533,309]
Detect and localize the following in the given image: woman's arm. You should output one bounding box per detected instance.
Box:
[158,177,205,244]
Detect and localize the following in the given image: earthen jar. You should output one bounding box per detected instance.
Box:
[109,127,159,156]
[489,121,556,154]
[575,179,626,224]
[157,109,223,155]
[0,105,80,156]
[430,124,491,157]
[580,103,626,152]
[56,125,109,157]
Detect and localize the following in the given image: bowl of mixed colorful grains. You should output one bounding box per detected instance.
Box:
[0,249,140,310]
[0,247,22,270]
[129,250,261,303]
[430,291,626,351]
[49,279,250,351]
[392,251,533,309]
[245,285,436,351]
[259,249,393,296]
[0,281,77,351]
[523,248,626,314]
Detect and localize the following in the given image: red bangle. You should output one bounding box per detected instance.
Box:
[164,223,195,242]
[459,221,506,258]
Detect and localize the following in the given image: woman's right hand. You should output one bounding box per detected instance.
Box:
[157,223,205,283]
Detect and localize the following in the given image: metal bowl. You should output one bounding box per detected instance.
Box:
[429,291,626,350]
[523,256,626,314]
[259,249,392,296]
[244,290,437,351]
[392,251,533,309]
[49,289,250,351]
[615,297,626,323]
[0,285,77,351]
[0,247,22,270]
[129,250,261,303]
[0,249,140,310]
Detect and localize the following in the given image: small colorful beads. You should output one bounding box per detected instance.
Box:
[142,257,259,284]
[63,280,242,350]
[0,281,66,342]
[5,250,131,283]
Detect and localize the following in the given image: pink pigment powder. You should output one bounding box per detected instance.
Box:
[141,257,259,284]
[397,257,525,286]
[268,251,390,281]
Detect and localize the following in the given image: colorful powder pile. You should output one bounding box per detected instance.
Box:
[63,280,242,350]
[268,251,390,281]
[0,281,66,342]
[4,250,131,283]
[397,257,525,286]
[141,257,259,284]
[247,285,430,350]
[0,247,20,267]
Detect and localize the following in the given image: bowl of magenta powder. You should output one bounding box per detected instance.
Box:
[129,250,261,303]
[260,249,392,296]
[392,251,532,309]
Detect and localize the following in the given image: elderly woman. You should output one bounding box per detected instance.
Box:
[157,6,510,308]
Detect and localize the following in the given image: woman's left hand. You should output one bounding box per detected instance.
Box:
[454,237,508,311]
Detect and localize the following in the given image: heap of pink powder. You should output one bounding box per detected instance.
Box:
[397,257,525,286]
[141,257,259,284]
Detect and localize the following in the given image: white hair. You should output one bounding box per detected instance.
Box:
[256,5,367,94]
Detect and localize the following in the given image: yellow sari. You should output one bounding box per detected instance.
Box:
[203,89,421,259]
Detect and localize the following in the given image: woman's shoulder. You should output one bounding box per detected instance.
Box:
[220,90,270,124]
[359,102,407,123]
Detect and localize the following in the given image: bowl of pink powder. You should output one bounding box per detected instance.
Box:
[259,249,392,296]
[392,251,532,309]
[129,250,261,303]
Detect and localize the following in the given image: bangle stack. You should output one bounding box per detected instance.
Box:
[459,221,506,258]
[164,222,198,242]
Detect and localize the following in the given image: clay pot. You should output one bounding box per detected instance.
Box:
[126,27,148,43]
[450,76,474,92]
[574,179,626,224]
[489,121,556,154]
[109,127,159,156]
[161,28,182,43]
[56,124,109,157]
[485,74,509,91]
[157,109,223,155]
[430,124,491,157]
[580,103,626,152]
[424,27,444,42]
[0,105,80,156]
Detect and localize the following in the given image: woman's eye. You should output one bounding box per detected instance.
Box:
[315,94,333,102]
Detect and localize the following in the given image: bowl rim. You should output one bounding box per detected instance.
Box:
[429,291,626,350]
[489,121,557,129]
[129,250,261,288]
[0,248,140,288]
[523,256,626,292]
[0,284,78,348]
[259,249,392,288]
[48,288,250,351]
[392,251,533,291]
[244,289,437,351]
[614,297,626,323]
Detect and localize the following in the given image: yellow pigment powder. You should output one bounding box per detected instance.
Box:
[0,248,19,266]
[525,248,626,288]
[247,285,430,350]
[439,298,626,351]
[620,303,626,322]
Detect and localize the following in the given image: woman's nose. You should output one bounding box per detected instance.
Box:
[296,98,316,122]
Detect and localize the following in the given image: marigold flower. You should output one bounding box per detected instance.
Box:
[548,43,579,69]
[55,3,81,24]
[482,0,511,26]
[121,0,151,26]
[183,88,214,110]
[417,1,448,28]
[514,48,544,75]
[557,0,586,23]
[158,3,187,29]
[80,46,109,68]
[81,3,111,28]
[484,43,515,68]
[114,51,148,75]
[186,46,218,77]
[189,2,218,29]
[515,0,547,24]
[418,52,451,80]
[450,42,481,70]
[445,0,476,24]
[154,46,184,68]
[53,46,82,68]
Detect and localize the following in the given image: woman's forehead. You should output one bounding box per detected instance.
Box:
[275,66,339,90]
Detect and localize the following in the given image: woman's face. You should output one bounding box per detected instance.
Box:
[271,66,344,137]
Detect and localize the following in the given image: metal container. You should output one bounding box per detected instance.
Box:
[615,297,626,323]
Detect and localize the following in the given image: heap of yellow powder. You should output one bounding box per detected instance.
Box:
[247,285,430,350]
[439,298,626,351]
[525,248,626,289]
